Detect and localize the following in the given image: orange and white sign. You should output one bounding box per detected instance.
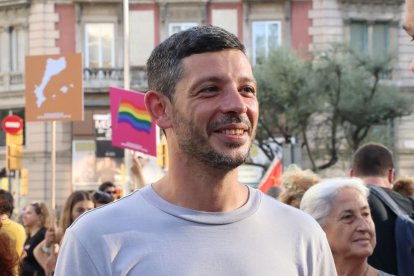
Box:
[25,53,83,122]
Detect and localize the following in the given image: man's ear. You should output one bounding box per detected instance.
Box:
[388,168,395,183]
[144,90,172,129]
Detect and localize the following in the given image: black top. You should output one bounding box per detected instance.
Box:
[21,227,47,276]
[367,186,414,275]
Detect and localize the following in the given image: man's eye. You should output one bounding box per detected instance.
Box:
[240,86,256,95]
[199,86,219,93]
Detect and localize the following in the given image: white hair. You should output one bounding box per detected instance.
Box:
[300,177,369,226]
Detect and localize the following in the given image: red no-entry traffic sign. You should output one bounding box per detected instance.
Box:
[2,115,23,134]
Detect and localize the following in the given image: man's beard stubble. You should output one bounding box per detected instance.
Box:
[172,109,254,170]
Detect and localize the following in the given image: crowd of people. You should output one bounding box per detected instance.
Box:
[2,145,411,276]
[1,0,414,273]
[0,182,117,276]
[266,143,414,276]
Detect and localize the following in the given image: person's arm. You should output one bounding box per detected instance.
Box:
[34,239,59,276]
[33,239,50,272]
[44,244,59,276]
[130,156,146,190]
[33,227,63,275]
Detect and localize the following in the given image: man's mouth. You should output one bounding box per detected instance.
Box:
[219,129,245,135]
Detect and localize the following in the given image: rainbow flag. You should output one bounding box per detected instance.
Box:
[117,100,152,133]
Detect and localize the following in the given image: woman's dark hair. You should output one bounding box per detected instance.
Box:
[0,190,14,216]
[93,190,113,206]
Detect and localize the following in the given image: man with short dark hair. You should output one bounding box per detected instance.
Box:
[0,189,26,257]
[55,25,336,275]
[98,181,116,198]
[351,143,414,275]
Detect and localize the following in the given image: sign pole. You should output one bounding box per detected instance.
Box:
[7,148,11,192]
[51,121,56,209]
[123,0,131,195]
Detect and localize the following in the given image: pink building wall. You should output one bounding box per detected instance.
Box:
[291,0,312,57]
[55,4,76,53]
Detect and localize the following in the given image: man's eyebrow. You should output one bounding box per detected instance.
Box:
[189,76,256,91]
[240,76,257,85]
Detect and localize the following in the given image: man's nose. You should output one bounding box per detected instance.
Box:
[220,87,247,114]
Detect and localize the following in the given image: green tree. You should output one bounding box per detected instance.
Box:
[253,45,413,172]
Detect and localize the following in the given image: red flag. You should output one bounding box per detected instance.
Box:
[258,158,282,193]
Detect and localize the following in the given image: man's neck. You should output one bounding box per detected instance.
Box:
[361,176,393,189]
[153,156,248,212]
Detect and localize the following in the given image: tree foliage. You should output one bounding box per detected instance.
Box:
[253,45,413,172]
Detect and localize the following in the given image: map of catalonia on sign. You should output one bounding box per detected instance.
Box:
[25,53,83,122]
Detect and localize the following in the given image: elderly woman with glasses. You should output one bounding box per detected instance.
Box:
[21,201,50,276]
[300,178,393,276]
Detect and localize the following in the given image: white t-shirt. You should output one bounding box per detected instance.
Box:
[55,185,337,276]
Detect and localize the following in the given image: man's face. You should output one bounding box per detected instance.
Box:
[169,49,259,169]
[404,0,414,72]
[104,187,116,197]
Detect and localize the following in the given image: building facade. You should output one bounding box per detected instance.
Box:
[0,0,412,207]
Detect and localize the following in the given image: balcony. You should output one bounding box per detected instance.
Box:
[339,0,403,4]
[0,0,30,8]
[83,66,148,93]
[0,72,25,93]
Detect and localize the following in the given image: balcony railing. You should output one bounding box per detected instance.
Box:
[83,67,148,92]
[0,0,30,8]
[0,72,25,92]
[0,67,148,94]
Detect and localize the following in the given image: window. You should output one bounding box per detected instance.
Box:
[0,36,2,73]
[252,21,281,65]
[350,21,368,55]
[9,26,25,72]
[372,22,389,57]
[0,109,25,147]
[168,23,197,36]
[84,23,115,68]
[350,21,389,57]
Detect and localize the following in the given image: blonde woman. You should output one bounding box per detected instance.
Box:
[278,164,320,208]
[21,202,50,276]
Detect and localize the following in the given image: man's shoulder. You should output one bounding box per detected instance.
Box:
[260,192,322,230]
[69,189,146,234]
[367,185,414,214]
